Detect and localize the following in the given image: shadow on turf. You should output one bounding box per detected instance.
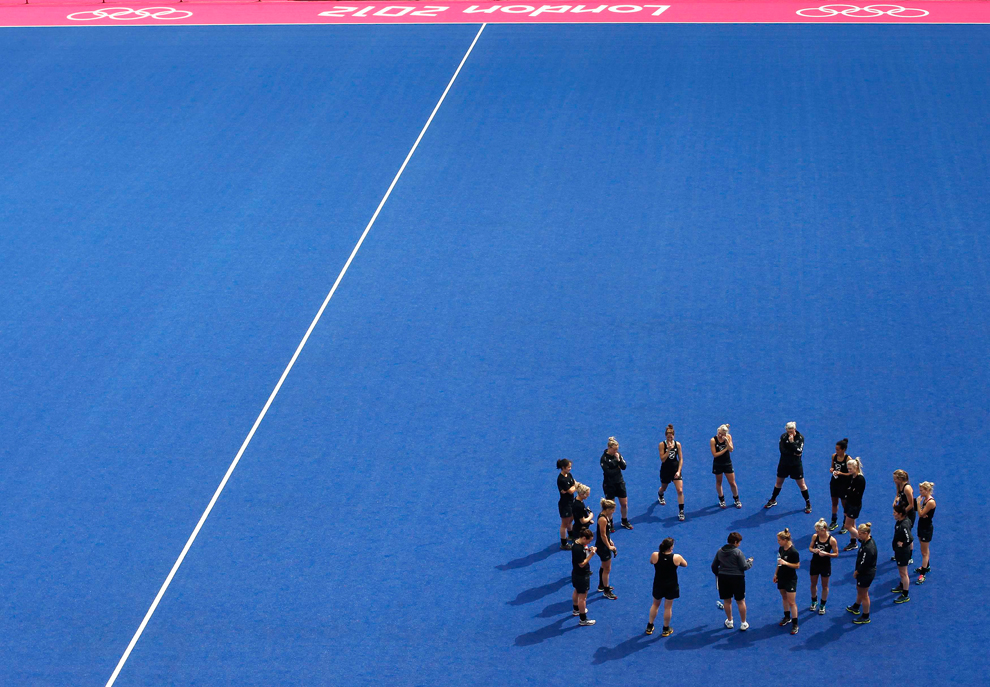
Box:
[711,620,790,649]
[514,617,582,646]
[630,502,723,526]
[788,612,860,650]
[537,594,604,618]
[591,632,663,663]
[496,543,561,571]
[728,507,805,530]
[507,576,571,606]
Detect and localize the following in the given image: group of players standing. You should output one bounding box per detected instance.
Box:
[554,422,938,636]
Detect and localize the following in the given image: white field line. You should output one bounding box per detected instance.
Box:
[105,22,487,687]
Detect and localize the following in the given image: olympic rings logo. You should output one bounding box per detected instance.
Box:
[67,7,193,21]
[796,4,929,17]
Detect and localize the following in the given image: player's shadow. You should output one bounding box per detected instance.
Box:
[629,501,661,525]
[507,577,571,606]
[591,632,662,663]
[537,595,603,618]
[664,624,728,650]
[658,504,725,526]
[712,620,785,649]
[788,613,858,650]
[728,508,804,530]
[514,616,581,646]
[496,543,560,571]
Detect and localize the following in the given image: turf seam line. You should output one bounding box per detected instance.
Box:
[103,22,488,687]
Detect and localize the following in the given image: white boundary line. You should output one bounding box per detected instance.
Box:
[104,22,487,687]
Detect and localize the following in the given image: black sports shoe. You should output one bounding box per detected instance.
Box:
[790,625,799,635]
[645,623,655,635]
[845,605,861,615]
[603,588,618,600]
[620,520,633,530]
[894,594,910,604]
[852,616,871,624]
[843,541,858,551]
[764,500,777,509]
[658,494,666,505]
[661,627,674,637]
[838,528,848,535]
[828,520,838,531]
[804,503,813,514]
[597,583,605,592]
[891,586,904,594]
[719,499,727,509]
[560,542,573,550]
[778,616,791,626]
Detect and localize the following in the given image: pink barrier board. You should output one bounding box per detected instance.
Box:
[1,1,988,27]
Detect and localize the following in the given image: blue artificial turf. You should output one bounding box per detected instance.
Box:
[1,21,989,686]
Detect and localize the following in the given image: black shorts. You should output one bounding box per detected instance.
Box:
[572,572,591,593]
[653,583,680,600]
[809,558,831,578]
[603,481,627,500]
[717,575,746,601]
[660,462,681,484]
[843,502,862,520]
[776,577,797,593]
[856,570,875,588]
[830,478,850,499]
[918,524,933,543]
[894,547,912,567]
[712,461,734,475]
[558,499,574,518]
[597,547,612,562]
[776,462,804,480]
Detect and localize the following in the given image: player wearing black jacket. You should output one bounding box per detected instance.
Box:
[601,437,632,529]
[847,522,877,624]
[891,505,913,603]
[766,422,812,513]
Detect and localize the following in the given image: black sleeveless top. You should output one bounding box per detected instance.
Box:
[662,441,680,463]
[654,551,678,586]
[595,513,612,550]
[713,436,731,465]
[831,454,850,482]
[811,532,833,556]
[918,496,936,524]
[557,473,575,504]
[896,485,914,512]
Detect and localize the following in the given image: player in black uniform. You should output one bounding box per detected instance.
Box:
[556,459,577,550]
[570,484,593,542]
[891,470,915,564]
[658,425,686,521]
[842,458,866,551]
[915,481,936,583]
[891,505,913,603]
[571,529,597,626]
[595,499,618,599]
[893,469,916,528]
[808,518,838,614]
[774,528,801,634]
[847,522,876,624]
[765,422,812,513]
[601,437,632,530]
[646,537,687,637]
[711,424,741,509]
[829,439,852,531]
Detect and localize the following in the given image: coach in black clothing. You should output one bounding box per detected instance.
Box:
[765,422,813,513]
[601,437,632,529]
